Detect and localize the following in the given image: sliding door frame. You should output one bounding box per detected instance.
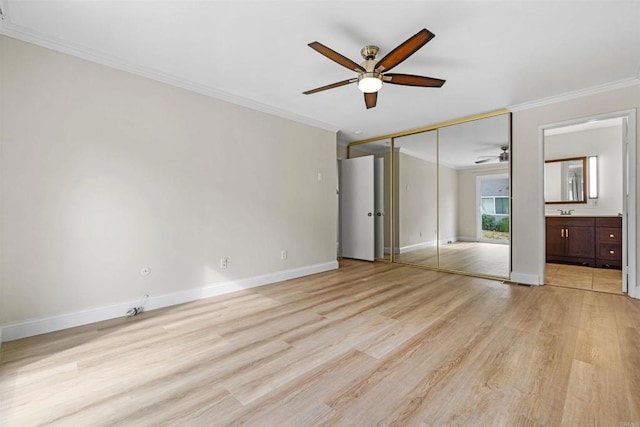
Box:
[348,109,512,280]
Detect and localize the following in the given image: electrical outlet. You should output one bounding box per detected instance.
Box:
[281,250,287,260]
[220,257,229,269]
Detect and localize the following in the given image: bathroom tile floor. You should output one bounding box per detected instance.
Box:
[545,263,622,294]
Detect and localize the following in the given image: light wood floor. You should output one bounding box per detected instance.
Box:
[546,263,623,294]
[394,241,510,278]
[2,259,640,426]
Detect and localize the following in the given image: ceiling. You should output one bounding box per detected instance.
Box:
[1,1,639,144]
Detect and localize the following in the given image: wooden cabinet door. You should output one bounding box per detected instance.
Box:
[545,225,566,257]
[566,226,595,259]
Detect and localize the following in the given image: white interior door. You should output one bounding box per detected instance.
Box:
[340,156,375,261]
[374,157,384,258]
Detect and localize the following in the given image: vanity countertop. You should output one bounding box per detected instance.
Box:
[545,214,621,218]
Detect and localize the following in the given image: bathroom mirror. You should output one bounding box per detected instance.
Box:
[544,157,587,204]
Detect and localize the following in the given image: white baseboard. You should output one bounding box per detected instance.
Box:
[398,240,437,254]
[451,237,472,243]
[510,272,540,285]
[0,261,339,342]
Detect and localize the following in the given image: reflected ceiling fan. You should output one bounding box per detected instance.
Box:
[303,28,446,109]
[475,146,509,164]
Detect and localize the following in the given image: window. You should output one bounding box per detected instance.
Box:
[481,196,509,215]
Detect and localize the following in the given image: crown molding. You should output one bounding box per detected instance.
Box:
[508,77,640,112]
[0,24,339,133]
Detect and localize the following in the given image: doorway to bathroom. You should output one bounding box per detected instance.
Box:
[542,110,636,296]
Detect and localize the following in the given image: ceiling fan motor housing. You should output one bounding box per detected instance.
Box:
[360,45,379,60]
[357,57,383,93]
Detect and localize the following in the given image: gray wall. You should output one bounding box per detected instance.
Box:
[0,35,337,328]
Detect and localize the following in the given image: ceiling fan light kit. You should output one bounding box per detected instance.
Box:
[303,28,445,108]
[358,72,383,93]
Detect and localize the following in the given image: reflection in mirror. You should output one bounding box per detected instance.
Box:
[544,157,587,203]
[348,140,392,261]
[437,114,510,278]
[393,131,438,267]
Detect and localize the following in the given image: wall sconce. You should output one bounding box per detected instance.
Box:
[588,156,598,199]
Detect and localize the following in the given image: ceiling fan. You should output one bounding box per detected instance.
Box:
[303,28,446,109]
[475,146,509,164]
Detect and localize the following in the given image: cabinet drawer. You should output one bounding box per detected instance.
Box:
[596,217,622,228]
[597,227,622,244]
[546,217,594,228]
[597,243,622,260]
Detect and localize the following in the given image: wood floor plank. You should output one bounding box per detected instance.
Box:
[561,359,633,426]
[2,259,640,425]
[546,262,623,294]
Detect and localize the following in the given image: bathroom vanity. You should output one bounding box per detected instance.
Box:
[545,216,622,268]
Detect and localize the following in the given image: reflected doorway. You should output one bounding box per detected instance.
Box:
[478,174,510,242]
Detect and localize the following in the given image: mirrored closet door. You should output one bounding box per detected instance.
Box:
[393,130,438,268]
[345,110,511,279]
[437,113,511,278]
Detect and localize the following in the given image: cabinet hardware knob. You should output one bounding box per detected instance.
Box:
[610,234,615,238]
[609,250,615,254]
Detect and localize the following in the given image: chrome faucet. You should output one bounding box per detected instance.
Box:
[557,209,574,215]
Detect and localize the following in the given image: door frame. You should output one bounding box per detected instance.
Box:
[538,109,637,298]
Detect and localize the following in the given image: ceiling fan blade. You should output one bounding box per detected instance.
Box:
[364,92,377,109]
[384,73,445,88]
[475,158,493,164]
[374,28,435,73]
[308,42,366,73]
[303,78,357,95]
